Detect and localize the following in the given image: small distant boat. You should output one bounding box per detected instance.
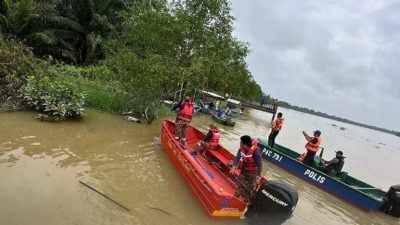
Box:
[160,120,298,219]
[163,100,175,106]
[230,108,243,116]
[257,139,400,217]
[211,113,236,126]
[199,107,213,115]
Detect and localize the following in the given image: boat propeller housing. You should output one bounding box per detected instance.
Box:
[246,180,298,223]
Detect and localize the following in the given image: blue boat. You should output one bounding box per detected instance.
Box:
[257,139,400,217]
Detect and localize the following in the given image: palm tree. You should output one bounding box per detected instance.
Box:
[1,0,128,64]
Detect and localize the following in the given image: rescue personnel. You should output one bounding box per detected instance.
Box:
[194,123,221,155]
[268,112,284,148]
[302,130,322,166]
[230,135,263,202]
[172,96,194,148]
[320,150,345,175]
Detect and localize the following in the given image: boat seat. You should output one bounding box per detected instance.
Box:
[208,149,230,166]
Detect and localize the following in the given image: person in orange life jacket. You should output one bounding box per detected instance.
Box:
[194,123,220,155]
[172,96,194,148]
[320,150,345,175]
[302,130,322,166]
[268,112,284,148]
[229,135,263,201]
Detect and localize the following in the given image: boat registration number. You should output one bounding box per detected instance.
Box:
[261,149,283,162]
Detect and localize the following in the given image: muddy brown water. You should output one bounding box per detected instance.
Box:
[0,109,398,225]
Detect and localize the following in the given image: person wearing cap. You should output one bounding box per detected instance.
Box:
[194,123,221,155]
[302,130,322,166]
[320,151,345,175]
[172,96,194,148]
[268,112,284,148]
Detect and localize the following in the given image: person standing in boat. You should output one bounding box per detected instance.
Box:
[172,96,194,148]
[302,130,322,166]
[194,123,220,155]
[320,150,345,175]
[268,112,284,148]
[230,135,263,202]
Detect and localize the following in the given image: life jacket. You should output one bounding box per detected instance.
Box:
[305,136,321,153]
[271,117,284,131]
[239,145,258,173]
[177,102,193,122]
[251,139,258,147]
[329,157,345,173]
[208,128,220,148]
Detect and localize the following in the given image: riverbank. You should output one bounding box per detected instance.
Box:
[279,105,400,137]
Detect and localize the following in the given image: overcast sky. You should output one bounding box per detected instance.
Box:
[230,0,400,131]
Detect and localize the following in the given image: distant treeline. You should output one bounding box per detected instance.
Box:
[277,101,400,137]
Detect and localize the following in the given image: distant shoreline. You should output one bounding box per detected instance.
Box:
[278,105,400,137]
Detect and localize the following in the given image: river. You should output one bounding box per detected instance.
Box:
[0,108,399,225]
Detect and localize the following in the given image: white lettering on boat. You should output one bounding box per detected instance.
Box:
[261,148,282,162]
[304,169,326,184]
[261,189,288,207]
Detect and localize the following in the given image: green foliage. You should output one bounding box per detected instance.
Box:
[22,71,86,120]
[115,0,263,103]
[40,64,140,114]
[0,34,41,110]
[157,105,174,118]
[1,0,128,64]
[2,0,268,120]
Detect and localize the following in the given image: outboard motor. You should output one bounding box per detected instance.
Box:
[384,184,400,217]
[246,180,298,224]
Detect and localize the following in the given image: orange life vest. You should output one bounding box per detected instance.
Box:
[305,136,321,153]
[208,128,220,148]
[252,139,258,147]
[239,145,258,173]
[271,117,284,131]
[177,102,193,122]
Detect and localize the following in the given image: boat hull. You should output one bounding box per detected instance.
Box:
[160,120,246,218]
[257,139,385,211]
[211,114,236,126]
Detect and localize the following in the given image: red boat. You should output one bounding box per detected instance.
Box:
[160,120,298,220]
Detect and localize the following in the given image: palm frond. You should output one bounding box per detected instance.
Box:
[90,13,109,33]
[50,28,81,42]
[0,0,8,15]
[26,31,56,45]
[39,15,85,33]
[72,0,94,27]
[0,15,12,33]
[84,31,100,63]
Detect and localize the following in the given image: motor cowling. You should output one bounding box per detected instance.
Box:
[384,184,400,217]
[246,180,298,223]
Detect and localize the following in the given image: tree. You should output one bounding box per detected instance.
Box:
[1,0,128,64]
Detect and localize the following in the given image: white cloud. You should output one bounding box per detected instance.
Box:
[230,0,400,130]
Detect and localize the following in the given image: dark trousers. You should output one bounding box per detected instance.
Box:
[235,171,257,201]
[268,130,280,148]
[303,151,316,166]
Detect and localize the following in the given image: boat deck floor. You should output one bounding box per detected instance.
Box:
[185,140,238,197]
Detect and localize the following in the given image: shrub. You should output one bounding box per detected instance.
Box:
[22,75,86,121]
[0,35,42,110]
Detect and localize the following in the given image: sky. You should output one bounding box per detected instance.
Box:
[229,0,400,131]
